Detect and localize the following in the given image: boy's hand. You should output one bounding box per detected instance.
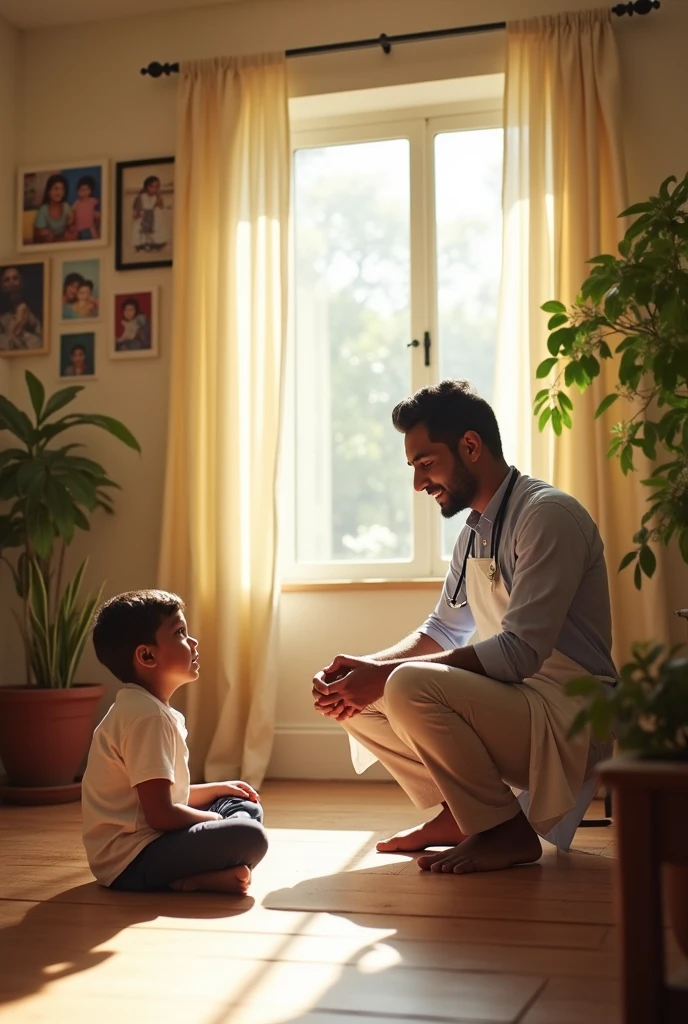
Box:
[221,781,260,803]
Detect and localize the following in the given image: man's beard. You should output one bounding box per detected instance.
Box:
[439,454,479,518]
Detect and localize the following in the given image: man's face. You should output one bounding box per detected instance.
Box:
[1,268,22,297]
[404,422,479,519]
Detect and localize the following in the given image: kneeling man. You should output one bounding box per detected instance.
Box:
[313,380,615,875]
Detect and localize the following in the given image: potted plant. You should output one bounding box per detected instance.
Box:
[532,174,688,969]
[0,370,140,803]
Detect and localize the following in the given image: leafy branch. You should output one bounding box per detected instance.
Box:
[533,173,688,587]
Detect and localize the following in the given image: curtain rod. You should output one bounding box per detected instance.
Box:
[140,1,659,77]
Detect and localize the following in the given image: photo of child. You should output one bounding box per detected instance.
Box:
[116,159,174,270]
[112,289,157,359]
[59,331,96,378]
[133,176,168,253]
[19,162,107,252]
[60,258,101,322]
[72,175,101,240]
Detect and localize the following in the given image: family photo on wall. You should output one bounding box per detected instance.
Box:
[112,288,158,358]
[2,157,170,367]
[59,330,96,379]
[0,259,49,355]
[18,162,107,252]
[116,158,175,270]
[61,258,101,322]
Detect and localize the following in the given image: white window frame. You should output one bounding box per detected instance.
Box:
[282,99,502,583]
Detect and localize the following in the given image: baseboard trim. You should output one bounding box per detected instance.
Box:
[267,725,392,781]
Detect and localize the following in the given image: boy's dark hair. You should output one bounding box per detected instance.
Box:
[143,175,160,191]
[391,379,504,460]
[79,279,94,292]
[92,590,185,684]
[77,175,96,193]
[122,297,140,315]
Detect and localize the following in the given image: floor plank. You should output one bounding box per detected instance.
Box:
[0,781,635,1024]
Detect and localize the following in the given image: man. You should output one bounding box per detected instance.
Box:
[0,266,43,352]
[313,380,615,876]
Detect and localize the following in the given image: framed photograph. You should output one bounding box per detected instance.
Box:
[59,257,101,324]
[59,330,96,380]
[0,258,49,357]
[18,161,108,253]
[111,288,158,359]
[116,158,174,270]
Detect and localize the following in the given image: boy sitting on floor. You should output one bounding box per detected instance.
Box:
[82,589,268,894]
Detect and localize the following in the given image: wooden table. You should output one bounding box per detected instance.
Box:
[600,756,688,1024]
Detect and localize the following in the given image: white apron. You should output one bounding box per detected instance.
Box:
[349,554,613,851]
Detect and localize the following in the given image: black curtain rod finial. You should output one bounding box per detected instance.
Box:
[141,61,179,77]
[612,1,660,15]
[379,33,392,55]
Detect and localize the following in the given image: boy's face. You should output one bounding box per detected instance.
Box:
[123,304,136,321]
[78,184,92,199]
[149,610,200,685]
[77,285,91,301]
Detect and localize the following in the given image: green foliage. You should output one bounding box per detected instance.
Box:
[0,371,139,686]
[566,643,688,757]
[14,559,104,689]
[532,174,688,587]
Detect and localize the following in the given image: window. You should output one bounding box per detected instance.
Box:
[285,104,503,580]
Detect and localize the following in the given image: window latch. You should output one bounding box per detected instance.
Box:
[407,331,432,367]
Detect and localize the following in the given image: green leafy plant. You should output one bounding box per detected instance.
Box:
[533,173,688,588]
[567,643,688,758]
[0,370,140,686]
[18,558,104,689]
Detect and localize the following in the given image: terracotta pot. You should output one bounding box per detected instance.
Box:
[0,685,105,791]
[666,864,688,961]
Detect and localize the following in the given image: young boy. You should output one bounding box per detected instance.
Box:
[82,590,268,894]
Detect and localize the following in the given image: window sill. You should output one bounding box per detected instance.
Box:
[281,578,443,593]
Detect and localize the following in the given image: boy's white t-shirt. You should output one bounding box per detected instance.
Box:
[81,683,190,886]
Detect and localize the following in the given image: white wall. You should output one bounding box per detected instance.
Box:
[4,0,688,774]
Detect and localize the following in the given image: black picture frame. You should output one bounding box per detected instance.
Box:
[115,157,174,271]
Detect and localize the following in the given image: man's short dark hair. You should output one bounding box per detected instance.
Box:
[92,589,185,684]
[391,379,504,459]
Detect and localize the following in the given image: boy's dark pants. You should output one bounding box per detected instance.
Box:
[110,797,267,892]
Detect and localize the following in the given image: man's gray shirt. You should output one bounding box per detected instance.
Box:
[419,469,617,683]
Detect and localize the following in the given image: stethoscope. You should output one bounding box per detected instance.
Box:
[445,468,520,609]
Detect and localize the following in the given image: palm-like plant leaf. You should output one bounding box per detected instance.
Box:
[0,371,139,685]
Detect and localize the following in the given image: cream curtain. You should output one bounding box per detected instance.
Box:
[158,54,290,784]
[494,10,669,663]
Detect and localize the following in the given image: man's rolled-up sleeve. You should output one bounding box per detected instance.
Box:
[419,531,477,651]
[472,500,591,682]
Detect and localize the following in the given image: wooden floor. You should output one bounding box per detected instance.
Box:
[0,781,680,1024]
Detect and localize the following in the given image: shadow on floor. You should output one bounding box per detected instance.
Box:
[0,882,254,1008]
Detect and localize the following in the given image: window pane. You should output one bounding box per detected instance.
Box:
[293,140,413,564]
[435,128,503,559]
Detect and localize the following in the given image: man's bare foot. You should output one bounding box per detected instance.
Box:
[170,865,251,894]
[417,810,542,875]
[377,803,467,853]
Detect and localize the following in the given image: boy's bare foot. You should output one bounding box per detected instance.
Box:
[377,803,467,852]
[170,865,251,894]
[417,810,542,875]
